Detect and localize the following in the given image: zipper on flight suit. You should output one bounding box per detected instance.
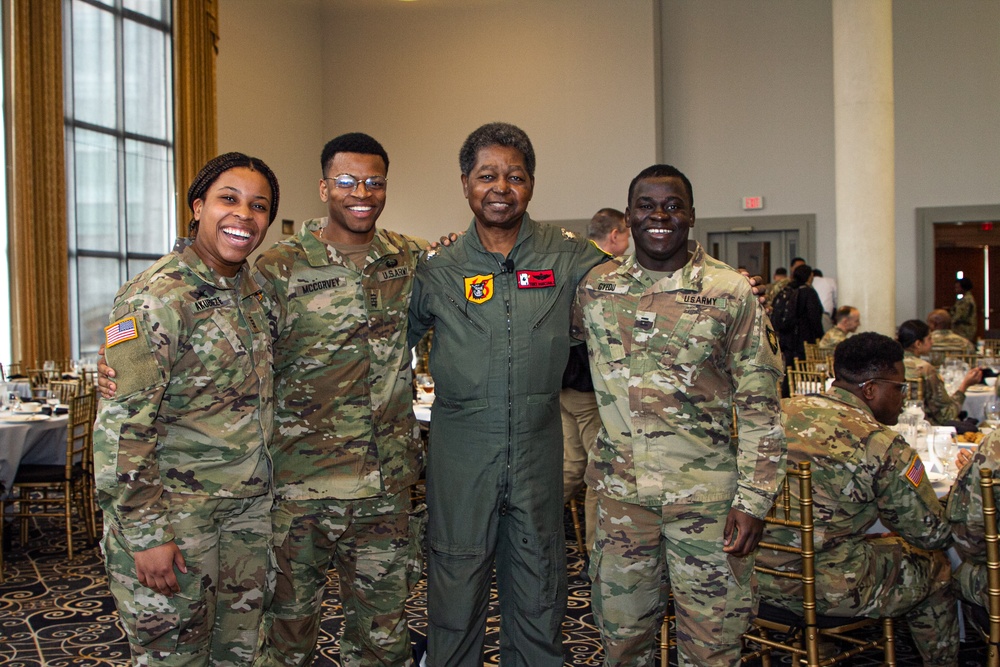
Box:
[498,258,514,516]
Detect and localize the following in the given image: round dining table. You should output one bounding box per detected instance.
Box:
[0,412,69,498]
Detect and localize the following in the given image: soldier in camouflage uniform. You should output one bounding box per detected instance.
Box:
[94,153,279,666]
[928,309,976,364]
[897,319,981,425]
[946,428,1000,608]
[571,164,786,666]
[950,277,977,343]
[756,332,958,667]
[253,134,425,667]
[817,305,859,352]
[407,123,608,666]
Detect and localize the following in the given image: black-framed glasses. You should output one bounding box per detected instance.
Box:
[324,174,387,191]
[858,378,910,398]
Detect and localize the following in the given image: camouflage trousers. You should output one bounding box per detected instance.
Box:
[256,491,423,667]
[560,387,600,550]
[826,537,957,667]
[101,493,273,666]
[591,496,755,667]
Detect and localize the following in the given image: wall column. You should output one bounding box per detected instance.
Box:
[833,0,895,335]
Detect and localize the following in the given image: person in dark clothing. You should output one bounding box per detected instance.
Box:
[778,263,825,371]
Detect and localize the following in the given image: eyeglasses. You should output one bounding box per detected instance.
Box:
[858,378,910,398]
[324,174,387,191]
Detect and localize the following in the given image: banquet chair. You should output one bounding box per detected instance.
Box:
[742,461,897,666]
[0,393,98,575]
[802,342,824,362]
[904,376,924,403]
[793,358,832,378]
[964,468,1000,667]
[786,369,827,397]
[944,351,980,368]
[48,380,80,404]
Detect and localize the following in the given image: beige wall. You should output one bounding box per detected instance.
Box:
[659,0,1000,325]
[217,0,658,246]
[217,0,999,325]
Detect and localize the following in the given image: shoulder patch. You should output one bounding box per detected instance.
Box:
[766,326,779,355]
[105,317,138,348]
[904,455,925,488]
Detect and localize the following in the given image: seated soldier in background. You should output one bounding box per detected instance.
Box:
[946,429,1000,611]
[928,308,976,364]
[898,319,981,426]
[817,305,860,352]
[756,332,958,667]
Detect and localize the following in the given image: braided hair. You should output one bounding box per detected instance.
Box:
[187,152,280,236]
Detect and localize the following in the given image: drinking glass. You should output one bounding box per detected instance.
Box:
[415,374,435,403]
[45,390,59,410]
[985,397,1000,427]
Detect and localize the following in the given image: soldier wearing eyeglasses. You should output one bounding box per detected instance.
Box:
[756,332,958,667]
[253,133,427,667]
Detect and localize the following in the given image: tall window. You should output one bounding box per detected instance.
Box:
[64,0,174,356]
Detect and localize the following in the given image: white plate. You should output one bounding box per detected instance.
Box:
[0,414,51,422]
[966,385,994,393]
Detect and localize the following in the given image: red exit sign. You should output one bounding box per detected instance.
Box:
[742,196,764,210]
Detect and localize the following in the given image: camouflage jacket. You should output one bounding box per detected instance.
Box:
[94,238,273,552]
[951,293,977,343]
[903,351,963,425]
[757,388,950,605]
[254,220,425,500]
[930,329,976,355]
[817,326,847,352]
[945,429,1000,606]
[571,241,786,517]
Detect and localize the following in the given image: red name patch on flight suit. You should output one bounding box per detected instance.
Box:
[516,270,555,289]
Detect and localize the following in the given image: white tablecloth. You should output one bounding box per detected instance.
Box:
[0,414,68,498]
[962,386,995,422]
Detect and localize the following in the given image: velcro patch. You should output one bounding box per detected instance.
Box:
[464,274,494,304]
[595,282,629,294]
[677,294,727,308]
[516,270,555,289]
[378,266,410,281]
[294,277,343,297]
[105,317,138,348]
[904,455,925,488]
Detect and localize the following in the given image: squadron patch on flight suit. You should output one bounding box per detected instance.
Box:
[464,274,494,304]
[766,326,779,355]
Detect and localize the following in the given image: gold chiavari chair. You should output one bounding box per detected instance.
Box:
[943,351,981,368]
[742,462,897,666]
[983,339,1000,357]
[904,376,924,403]
[0,393,98,576]
[786,369,827,397]
[803,342,824,362]
[48,380,81,404]
[965,468,1000,667]
[793,358,832,378]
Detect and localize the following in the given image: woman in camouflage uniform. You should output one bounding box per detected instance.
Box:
[94,153,279,666]
[897,319,980,425]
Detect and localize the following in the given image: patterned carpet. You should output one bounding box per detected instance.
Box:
[0,509,989,665]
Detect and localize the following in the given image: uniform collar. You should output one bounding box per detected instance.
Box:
[300,218,402,269]
[617,240,704,292]
[464,213,536,257]
[823,385,877,420]
[175,237,257,296]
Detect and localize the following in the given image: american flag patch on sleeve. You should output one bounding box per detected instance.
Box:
[105,317,138,348]
[904,455,925,488]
